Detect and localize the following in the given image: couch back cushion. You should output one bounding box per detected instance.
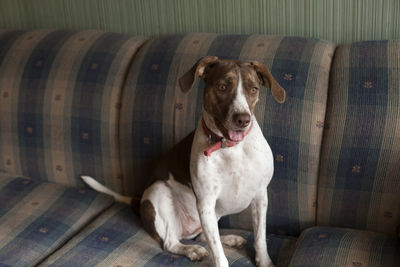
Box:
[0,30,147,191]
[120,33,335,236]
[317,41,400,236]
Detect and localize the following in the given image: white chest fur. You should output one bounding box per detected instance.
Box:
[190,118,274,218]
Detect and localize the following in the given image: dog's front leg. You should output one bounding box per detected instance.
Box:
[251,189,274,267]
[197,197,228,267]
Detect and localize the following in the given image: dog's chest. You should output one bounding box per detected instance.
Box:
[215,151,267,215]
[192,126,273,217]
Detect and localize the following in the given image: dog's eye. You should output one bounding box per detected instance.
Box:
[218,84,226,91]
[250,87,258,94]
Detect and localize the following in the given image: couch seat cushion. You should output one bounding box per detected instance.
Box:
[289,226,400,267]
[41,204,297,267]
[0,174,113,266]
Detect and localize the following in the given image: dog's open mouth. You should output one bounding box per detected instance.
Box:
[214,118,250,142]
[227,129,246,142]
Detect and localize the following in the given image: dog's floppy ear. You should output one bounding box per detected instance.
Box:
[251,61,286,103]
[179,56,219,93]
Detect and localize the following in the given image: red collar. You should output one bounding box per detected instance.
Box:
[201,118,253,157]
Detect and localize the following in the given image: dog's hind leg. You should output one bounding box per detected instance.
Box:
[141,181,208,261]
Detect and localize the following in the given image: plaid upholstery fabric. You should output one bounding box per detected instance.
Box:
[0,30,147,192]
[119,33,336,235]
[40,204,297,267]
[289,227,400,267]
[0,173,113,266]
[317,41,400,235]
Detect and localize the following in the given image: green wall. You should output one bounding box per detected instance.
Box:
[1,0,399,43]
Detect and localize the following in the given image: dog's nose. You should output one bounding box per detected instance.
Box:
[233,113,251,128]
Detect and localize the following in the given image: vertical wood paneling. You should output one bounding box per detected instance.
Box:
[0,0,399,43]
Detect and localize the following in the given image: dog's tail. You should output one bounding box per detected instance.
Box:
[81,176,133,205]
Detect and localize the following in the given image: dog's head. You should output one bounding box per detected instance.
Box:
[179,56,285,142]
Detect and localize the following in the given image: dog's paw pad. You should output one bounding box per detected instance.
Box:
[185,245,208,261]
[220,234,247,248]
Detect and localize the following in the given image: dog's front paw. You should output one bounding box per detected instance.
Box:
[220,234,247,248]
[255,254,274,267]
[184,244,209,261]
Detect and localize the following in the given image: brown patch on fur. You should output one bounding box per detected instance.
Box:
[148,131,195,189]
[140,200,162,244]
[240,66,261,113]
[130,197,141,216]
[179,56,219,93]
[250,61,286,103]
[203,62,239,124]
[202,60,271,123]
[202,61,264,140]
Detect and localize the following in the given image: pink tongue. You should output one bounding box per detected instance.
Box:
[228,130,245,142]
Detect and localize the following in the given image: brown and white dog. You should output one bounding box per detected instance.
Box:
[82,56,285,267]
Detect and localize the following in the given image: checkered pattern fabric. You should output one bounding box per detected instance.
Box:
[0,30,147,192]
[119,33,336,236]
[317,41,400,235]
[0,173,113,266]
[40,204,297,267]
[289,226,400,267]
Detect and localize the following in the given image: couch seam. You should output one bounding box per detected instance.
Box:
[314,43,339,228]
[116,37,152,196]
[34,200,116,266]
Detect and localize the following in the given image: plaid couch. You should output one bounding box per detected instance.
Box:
[0,30,398,266]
